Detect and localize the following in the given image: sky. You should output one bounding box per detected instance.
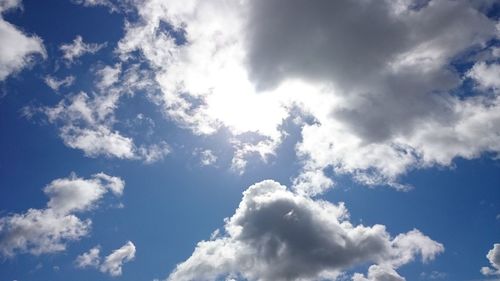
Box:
[0,0,499,280]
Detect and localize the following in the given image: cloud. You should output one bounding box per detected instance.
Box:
[70,0,134,13]
[75,246,101,268]
[352,265,405,281]
[95,63,121,90]
[0,173,124,257]
[167,180,443,281]
[194,149,217,166]
[36,63,168,162]
[60,125,136,159]
[0,0,45,81]
[467,62,500,93]
[75,241,136,277]
[59,35,105,63]
[44,75,75,91]
[100,241,136,276]
[481,243,500,276]
[44,171,124,214]
[138,141,171,164]
[419,270,447,280]
[114,0,500,194]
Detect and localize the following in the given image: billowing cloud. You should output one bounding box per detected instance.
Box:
[100,241,136,276]
[167,180,443,281]
[0,173,124,257]
[481,243,500,276]
[59,35,105,63]
[114,0,500,194]
[0,0,45,81]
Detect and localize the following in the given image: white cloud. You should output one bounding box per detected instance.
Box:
[467,62,500,93]
[96,63,121,90]
[100,241,136,277]
[419,270,447,280]
[60,35,105,63]
[352,265,405,281]
[0,0,45,81]
[481,243,500,276]
[60,125,136,159]
[75,246,101,268]
[75,241,136,277]
[195,149,217,166]
[44,75,75,91]
[0,173,124,257]
[44,172,124,214]
[200,149,217,166]
[138,141,171,164]
[38,65,168,162]
[115,0,500,193]
[167,180,443,281]
[71,0,135,13]
[72,0,111,7]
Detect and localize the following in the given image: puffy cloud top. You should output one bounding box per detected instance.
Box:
[167,180,443,281]
[481,243,500,276]
[114,0,500,194]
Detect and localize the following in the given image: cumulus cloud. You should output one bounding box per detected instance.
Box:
[352,265,405,281]
[467,62,500,93]
[75,241,136,277]
[114,0,500,194]
[44,75,75,91]
[481,243,500,276]
[0,0,45,81]
[167,180,443,281]
[75,246,101,268]
[59,35,105,63]
[100,241,136,276]
[35,63,168,162]
[0,173,124,257]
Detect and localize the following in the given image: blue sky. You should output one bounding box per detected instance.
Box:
[0,0,499,281]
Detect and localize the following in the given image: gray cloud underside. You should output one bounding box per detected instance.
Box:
[167,180,443,281]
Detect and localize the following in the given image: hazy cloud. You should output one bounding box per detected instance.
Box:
[44,75,75,91]
[60,35,105,63]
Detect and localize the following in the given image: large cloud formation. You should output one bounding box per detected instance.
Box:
[0,0,45,81]
[0,173,124,257]
[167,180,443,281]
[110,0,500,194]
